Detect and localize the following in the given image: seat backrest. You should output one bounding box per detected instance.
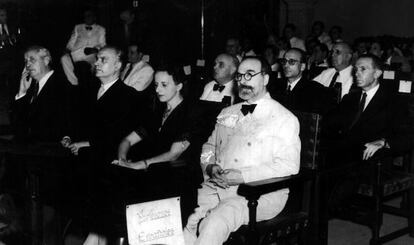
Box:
[292,111,322,170]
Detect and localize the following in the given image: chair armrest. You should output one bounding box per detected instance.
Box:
[238,170,315,200]
[147,159,187,169]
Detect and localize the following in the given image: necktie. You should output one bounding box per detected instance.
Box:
[213,83,225,92]
[333,82,342,103]
[30,81,39,103]
[97,85,105,100]
[241,104,257,116]
[349,92,367,129]
[85,25,92,31]
[287,84,292,92]
[122,64,133,81]
[329,71,340,88]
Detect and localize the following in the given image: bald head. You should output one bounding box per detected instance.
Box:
[213,53,239,84]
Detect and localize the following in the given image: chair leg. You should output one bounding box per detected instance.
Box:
[409,188,414,237]
[370,162,383,245]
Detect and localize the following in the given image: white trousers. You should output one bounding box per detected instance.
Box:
[184,184,288,245]
[61,53,96,85]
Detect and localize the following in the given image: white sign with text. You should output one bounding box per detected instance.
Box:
[126,197,185,245]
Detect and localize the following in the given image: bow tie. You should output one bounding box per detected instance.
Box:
[213,83,225,92]
[85,25,92,31]
[241,104,257,116]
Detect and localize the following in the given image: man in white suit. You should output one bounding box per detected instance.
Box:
[121,44,154,91]
[60,10,106,85]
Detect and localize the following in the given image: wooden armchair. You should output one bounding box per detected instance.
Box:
[318,92,414,245]
[225,111,322,245]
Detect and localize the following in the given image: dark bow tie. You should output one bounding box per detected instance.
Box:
[241,104,257,116]
[213,83,225,92]
[85,25,93,31]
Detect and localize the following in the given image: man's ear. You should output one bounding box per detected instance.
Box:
[115,60,122,71]
[263,73,269,86]
[43,56,51,67]
[300,63,306,72]
[374,68,383,80]
[177,82,183,92]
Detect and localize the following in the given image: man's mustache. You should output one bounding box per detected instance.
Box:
[239,85,253,90]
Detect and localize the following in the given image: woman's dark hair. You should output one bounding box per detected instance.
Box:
[154,63,188,97]
[155,63,186,85]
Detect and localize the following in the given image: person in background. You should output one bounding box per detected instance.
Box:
[60,10,106,85]
[121,43,154,92]
[200,53,238,105]
[314,42,354,101]
[283,23,306,52]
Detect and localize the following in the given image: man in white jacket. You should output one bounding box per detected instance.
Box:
[120,44,154,91]
[60,10,106,85]
[184,56,300,245]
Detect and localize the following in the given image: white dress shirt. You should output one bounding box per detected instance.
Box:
[313,66,354,98]
[97,79,117,99]
[287,76,301,91]
[200,80,236,104]
[121,61,154,91]
[363,83,380,111]
[15,70,54,100]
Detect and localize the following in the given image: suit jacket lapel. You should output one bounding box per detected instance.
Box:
[359,85,386,123]
[291,78,306,94]
[97,79,120,102]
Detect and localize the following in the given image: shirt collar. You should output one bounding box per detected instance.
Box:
[288,76,302,90]
[101,78,118,91]
[37,70,54,94]
[363,83,380,109]
[338,65,353,77]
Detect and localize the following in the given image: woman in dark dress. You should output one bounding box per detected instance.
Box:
[115,65,198,169]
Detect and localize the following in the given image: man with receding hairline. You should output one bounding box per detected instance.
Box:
[314,42,354,100]
[184,56,300,245]
[13,45,70,142]
[62,46,140,164]
[272,48,333,114]
[200,53,238,105]
[62,46,144,245]
[325,53,413,162]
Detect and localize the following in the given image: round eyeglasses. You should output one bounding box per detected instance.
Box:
[235,71,263,82]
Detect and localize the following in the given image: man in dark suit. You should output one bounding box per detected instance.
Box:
[12,45,70,143]
[10,45,72,245]
[62,46,144,242]
[325,54,413,163]
[271,48,333,115]
[323,54,413,215]
[63,46,141,164]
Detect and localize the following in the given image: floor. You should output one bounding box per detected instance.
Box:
[328,198,414,245]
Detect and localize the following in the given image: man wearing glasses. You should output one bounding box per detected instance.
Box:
[184,57,300,245]
[272,47,332,114]
[313,42,354,101]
